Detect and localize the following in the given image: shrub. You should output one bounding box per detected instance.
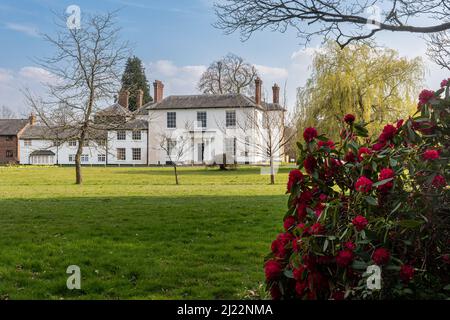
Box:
[265,80,450,300]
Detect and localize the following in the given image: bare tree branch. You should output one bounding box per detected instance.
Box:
[214,0,450,48]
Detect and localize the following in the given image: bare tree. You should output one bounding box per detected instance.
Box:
[158,122,193,185]
[214,0,450,48]
[427,31,450,71]
[216,104,296,184]
[198,53,259,95]
[25,11,129,184]
[0,106,16,119]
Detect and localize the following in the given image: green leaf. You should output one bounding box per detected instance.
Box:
[443,284,450,291]
[389,158,398,167]
[283,269,294,279]
[372,178,393,188]
[351,260,368,270]
[365,196,378,206]
[398,219,424,229]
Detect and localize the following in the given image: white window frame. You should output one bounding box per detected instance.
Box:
[117,130,126,141]
[132,130,142,141]
[132,148,141,161]
[167,112,176,129]
[226,110,236,127]
[117,148,126,161]
[197,111,207,128]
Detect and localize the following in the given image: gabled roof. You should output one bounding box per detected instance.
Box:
[139,93,286,112]
[96,103,131,116]
[144,94,258,111]
[0,119,29,135]
[21,125,107,140]
[30,150,56,156]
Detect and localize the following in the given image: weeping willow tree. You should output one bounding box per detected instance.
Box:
[296,42,424,141]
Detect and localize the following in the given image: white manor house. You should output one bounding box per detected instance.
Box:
[10,78,286,166]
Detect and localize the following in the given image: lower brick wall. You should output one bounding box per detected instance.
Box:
[0,136,19,164]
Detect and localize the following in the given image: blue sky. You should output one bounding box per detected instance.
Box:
[0,0,448,115]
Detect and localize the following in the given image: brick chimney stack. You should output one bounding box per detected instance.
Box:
[272,83,280,104]
[136,89,144,109]
[118,89,129,109]
[255,77,262,106]
[153,80,164,103]
[29,113,36,125]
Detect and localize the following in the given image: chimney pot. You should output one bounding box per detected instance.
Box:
[29,113,36,125]
[272,83,280,104]
[118,89,130,109]
[255,77,262,106]
[136,89,144,109]
[153,80,164,103]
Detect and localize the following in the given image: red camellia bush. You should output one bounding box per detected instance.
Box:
[265,81,449,300]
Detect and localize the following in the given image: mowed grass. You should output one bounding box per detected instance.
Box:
[0,166,291,299]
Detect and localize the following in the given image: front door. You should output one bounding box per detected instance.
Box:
[197,143,204,163]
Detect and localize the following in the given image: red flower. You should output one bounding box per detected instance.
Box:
[378,168,395,192]
[423,149,440,160]
[372,248,390,265]
[303,127,318,142]
[357,147,371,161]
[378,124,397,143]
[318,139,335,150]
[332,291,345,300]
[264,260,282,281]
[399,265,415,283]
[292,237,301,252]
[344,151,356,162]
[295,281,308,296]
[440,79,449,88]
[283,216,296,231]
[418,89,435,106]
[372,142,386,151]
[270,285,281,300]
[297,204,307,221]
[344,114,355,124]
[355,176,373,193]
[303,155,317,174]
[344,241,356,251]
[352,215,368,232]
[396,119,404,129]
[293,266,306,281]
[336,250,354,267]
[287,169,303,193]
[309,222,325,235]
[298,190,313,204]
[432,174,446,188]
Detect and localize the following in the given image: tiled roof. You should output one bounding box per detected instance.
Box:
[30,150,56,156]
[96,103,131,116]
[0,119,29,135]
[140,94,286,112]
[21,125,107,140]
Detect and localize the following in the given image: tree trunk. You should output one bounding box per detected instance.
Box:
[75,138,85,185]
[269,156,275,185]
[173,165,179,185]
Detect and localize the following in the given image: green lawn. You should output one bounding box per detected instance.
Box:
[0,166,290,299]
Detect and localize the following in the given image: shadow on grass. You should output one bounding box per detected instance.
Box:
[110,166,292,176]
[0,194,286,300]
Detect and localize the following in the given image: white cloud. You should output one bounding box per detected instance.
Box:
[19,67,58,84]
[5,22,39,38]
[0,66,58,116]
[0,68,13,82]
[147,60,206,96]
